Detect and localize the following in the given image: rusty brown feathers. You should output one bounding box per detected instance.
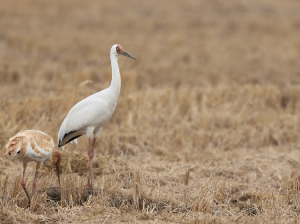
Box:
[6,130,55,158]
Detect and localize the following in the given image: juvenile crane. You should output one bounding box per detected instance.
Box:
[6,130,61,207]
[58,44,136,189]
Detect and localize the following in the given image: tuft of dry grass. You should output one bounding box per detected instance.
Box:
[1,0,300,223]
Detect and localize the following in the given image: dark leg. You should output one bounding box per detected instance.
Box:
[87,138,96,189]
[32,162,41,198]
[21,163,31,207]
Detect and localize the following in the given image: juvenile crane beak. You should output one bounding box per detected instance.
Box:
[56,163,60,186]
[121,50,136,60]
[52,150,61,185]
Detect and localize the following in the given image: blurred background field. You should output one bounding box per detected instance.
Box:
[1,0,300,223]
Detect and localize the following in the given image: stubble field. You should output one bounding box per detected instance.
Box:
[1,0,300,223]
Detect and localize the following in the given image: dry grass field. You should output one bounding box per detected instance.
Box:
[1,0,300,223]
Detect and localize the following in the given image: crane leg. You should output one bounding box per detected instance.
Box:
[21,163,31,207]
[31,162,41,199]
[87,138,91,188]
[87,138,96,189]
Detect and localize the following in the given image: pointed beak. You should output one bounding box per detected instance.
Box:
[56,164,60,186]
[52,150,61,186]
[121,50,136,60]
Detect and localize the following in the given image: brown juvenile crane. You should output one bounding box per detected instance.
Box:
[6,130,61,207]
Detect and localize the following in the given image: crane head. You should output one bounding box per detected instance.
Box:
[113,44,136,60]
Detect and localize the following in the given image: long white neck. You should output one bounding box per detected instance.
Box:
[109,55,121,97]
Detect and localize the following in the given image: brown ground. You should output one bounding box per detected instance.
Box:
[1,0,300,223]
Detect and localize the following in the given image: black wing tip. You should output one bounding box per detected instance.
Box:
[58,139,65,147]
[65,135,82,145]
[63,131,77,139]
[59,130,82,148]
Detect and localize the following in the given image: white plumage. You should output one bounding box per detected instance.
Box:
[58,44,136,188]
[58,88,116,147]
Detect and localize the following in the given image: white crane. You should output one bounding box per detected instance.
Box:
[58,44,136,189]
[5,130,61,207]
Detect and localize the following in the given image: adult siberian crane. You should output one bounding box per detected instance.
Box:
[58,44,136,189]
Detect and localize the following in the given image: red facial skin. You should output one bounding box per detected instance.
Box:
[116,45,123,54]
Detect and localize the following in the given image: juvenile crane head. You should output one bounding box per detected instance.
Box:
[112,44,136,60]
[51,150,61,185]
